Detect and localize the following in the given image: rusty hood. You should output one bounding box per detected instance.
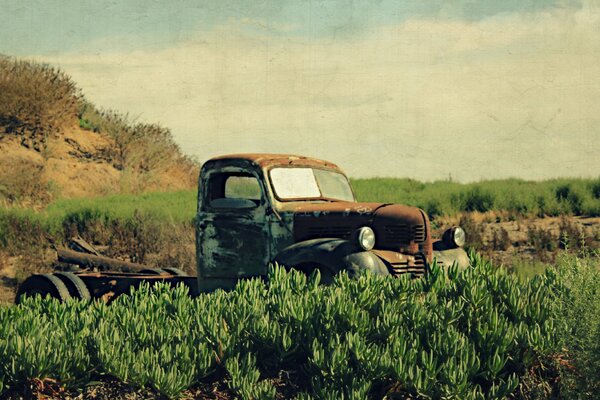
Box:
[292,202,431,256]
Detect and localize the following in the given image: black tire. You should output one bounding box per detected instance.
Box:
[161,267,187,276]
[140,268,167,276]
[15,274,71,304]
[54,272,91,300]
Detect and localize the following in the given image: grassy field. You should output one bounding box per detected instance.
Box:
[353,177,600,218]
[2,177,599,242]
[0,190,196,251]
[0,177,598,264]
[0,191,199,283]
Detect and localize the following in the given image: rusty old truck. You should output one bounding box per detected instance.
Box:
[16,153,469,302]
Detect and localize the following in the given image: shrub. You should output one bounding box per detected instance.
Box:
[454,186,495,213]
[76,104,198,192]
[0,56,79,150]
[555,185,571,202]
[0,209,46,253]
[527,225,557,254]
[105,210,164,264]
[552,253,600,398]
[591,180,600,200]
[423,198,446,219]
[491,227,511,251]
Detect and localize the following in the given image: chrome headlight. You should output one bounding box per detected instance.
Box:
[443,226,466,248]
[356,226,376,251]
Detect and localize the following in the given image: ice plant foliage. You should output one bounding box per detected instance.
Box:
[0,255,571,399]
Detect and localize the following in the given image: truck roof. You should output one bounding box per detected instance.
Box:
[207,153,344,171]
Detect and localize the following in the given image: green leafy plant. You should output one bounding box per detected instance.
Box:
[0,254,597,398]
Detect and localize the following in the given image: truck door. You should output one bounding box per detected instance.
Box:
[197,170,270,278]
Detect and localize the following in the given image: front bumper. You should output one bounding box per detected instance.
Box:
[370,249,428,277]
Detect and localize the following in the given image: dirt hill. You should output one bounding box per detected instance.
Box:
[0,56,198,206]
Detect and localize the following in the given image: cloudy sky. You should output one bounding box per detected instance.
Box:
[1,0,599,181]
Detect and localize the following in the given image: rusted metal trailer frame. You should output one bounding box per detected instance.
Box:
[16,244,199,303]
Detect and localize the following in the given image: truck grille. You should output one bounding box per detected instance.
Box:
[306,226,353,240]
[388,254,427,277]
[382,224,426,244]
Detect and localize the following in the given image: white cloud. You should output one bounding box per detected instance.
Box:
[36,8,600,180]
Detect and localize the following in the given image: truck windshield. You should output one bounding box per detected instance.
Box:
[270,167,354,201]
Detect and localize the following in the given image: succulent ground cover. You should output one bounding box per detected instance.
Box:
[2,253,598,399]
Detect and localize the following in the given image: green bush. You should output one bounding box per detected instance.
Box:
[1,254,586,399]
[553,252,600,398]
[455,186,496,212]
[2,176,600,255]
[590,180,600,200]
[0,191,196,250]
[0,297,94,386]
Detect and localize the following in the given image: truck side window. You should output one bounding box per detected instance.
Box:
[225,176,262,200]
[207,173,263,209]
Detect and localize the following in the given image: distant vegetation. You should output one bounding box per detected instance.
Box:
[353,177,600,218]
[0,56,198,206]
[76,102,195,185]
[0,56,79,151]
[2,178,600,256]
[1,255,598,399]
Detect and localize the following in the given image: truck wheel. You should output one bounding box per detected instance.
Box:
[15,274,71,304]
[161,267,187,276]
[54,272,91,300]
[140,268,167,275]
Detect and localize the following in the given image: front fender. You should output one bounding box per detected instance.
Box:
[432,240,470,268]
[273,238,390,277]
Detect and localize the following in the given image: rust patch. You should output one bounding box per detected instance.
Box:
[208,153,343,171]
[291,202,432,261]
[291,202,384,215]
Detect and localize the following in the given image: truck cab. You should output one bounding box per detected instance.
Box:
[196,153,468,291]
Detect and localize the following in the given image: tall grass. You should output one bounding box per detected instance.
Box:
[352,177,600,217]
[46,190,197,226]
[0,191,196,248]
[1,177,599,253]
[0,191,198,273]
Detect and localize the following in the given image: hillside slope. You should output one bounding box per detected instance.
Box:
[0,56,198,206]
